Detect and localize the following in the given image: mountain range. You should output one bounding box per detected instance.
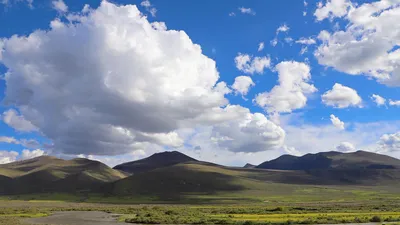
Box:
[1,150,400,200]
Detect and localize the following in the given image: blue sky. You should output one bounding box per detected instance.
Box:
[0,0,399,166]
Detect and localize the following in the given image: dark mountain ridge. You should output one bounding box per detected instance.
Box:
[113,151,197,174]
[256,150,400,170]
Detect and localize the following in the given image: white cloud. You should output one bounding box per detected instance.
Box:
[238,7,256,15]
[82,4,90,13]
[0,2,274,157]
[314,0,353,21]
[371,94,386,106]
[315,1,400,87]
[1,0,33,8]
[258,42,265,51]
[0,136,19,144]
[232,76,255,97]
[271,24,290,47]
[0,136,41,149]
[281,114,400,158]
[254,61,317,113]
[211,112,285,153]
[1,109,37,132]
[378,132,400,152]
[321,83,362,108]
[389,99,400,106]
[19,139,41,149]
[0,151,18,164]
[270,38,278,47]
[330,114,345,130]
[141,0,157,17]
[283,145,302,156]
[300,46,308,55]
[21,149,45,160]
[284,37,294,44]
[229,12,236,17]
[276,24,290,33]
[140,0,151,7]
[296,37,316,45]
[52,0,68,13]
[234,53,271,74]
[335,141,355,152]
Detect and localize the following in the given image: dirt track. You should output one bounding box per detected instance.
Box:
[24,211,123,225]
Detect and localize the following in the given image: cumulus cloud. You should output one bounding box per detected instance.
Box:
[0,151,18,164]
[321,83,362,108]
[389,99,400,106]
[330,114,345,130]
[281,114,400,158]
[1,109,37,132]
[234,53,271,74]
[371,94,386,106]
[335,141,355,152]
[238,7,256,15]
[0,2,277,157]
[232,76,255,97]
[52,0,68,13]
[315,1,400,86]
[21,149,45,160]
[258,42,265,51]
[211,112,285,153]
[314,0,353,21]
[378,132,400,152]
[254,61,317,113]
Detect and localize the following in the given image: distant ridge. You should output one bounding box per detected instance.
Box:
[113,151,197,174]
[243,163,256,168]
[256,150,400,170]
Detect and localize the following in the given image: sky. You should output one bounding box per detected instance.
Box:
[0,0,399,167]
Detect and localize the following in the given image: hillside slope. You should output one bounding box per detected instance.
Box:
[110,159,400,201]
[0,156,127,194]
[113,151,197,174]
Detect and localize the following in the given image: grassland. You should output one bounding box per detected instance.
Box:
[1,197,400,224]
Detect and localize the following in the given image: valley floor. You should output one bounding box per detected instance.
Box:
[1,197,400,225]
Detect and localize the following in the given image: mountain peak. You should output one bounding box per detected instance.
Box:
[113,151,196,173]
[243,163,256,168]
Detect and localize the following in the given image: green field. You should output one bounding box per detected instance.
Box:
[1,195,400,224]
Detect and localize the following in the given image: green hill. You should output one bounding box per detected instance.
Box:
[0,156,127,194]
[1,151,400,202]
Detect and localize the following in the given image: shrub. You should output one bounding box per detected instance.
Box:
[243,221,255,225]
[370,216,382,222]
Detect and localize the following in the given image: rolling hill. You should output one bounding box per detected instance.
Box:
[1,150,400,201]
[0,156,127,194]
[113,151,197,174]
